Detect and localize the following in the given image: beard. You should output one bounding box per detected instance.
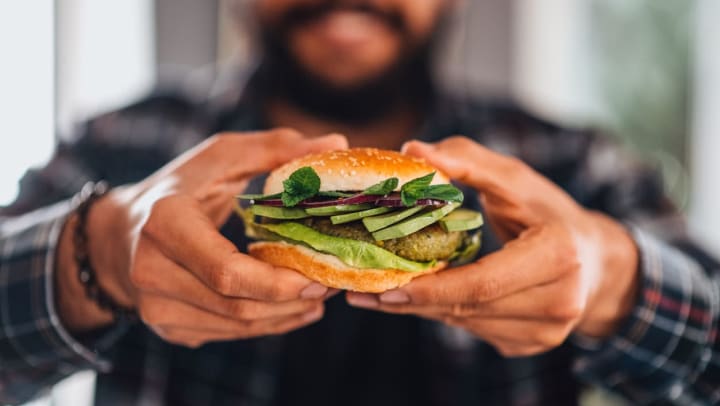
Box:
[255,2,443,125]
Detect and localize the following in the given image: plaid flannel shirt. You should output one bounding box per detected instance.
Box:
[1,71,718,405]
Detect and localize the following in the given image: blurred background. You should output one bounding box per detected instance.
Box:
[1,0,717,405]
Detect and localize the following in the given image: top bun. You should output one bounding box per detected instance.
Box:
[264,147,449,194]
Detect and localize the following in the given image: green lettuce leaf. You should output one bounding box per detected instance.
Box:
[255,222,436,272]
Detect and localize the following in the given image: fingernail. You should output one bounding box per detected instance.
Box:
[325,288,342,299]
[346,293,379,308]
[401,140,430,154]
[379,290,410,304]
[302,307,323,322]
[300,283,328,299]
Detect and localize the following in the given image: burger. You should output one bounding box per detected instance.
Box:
[237,148,483,293]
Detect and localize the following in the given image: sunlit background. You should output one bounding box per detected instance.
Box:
[1,1,718,405]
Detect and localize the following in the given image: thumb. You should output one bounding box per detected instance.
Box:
[402,137,509,194]
[224,129,348,176]
[403,137,582,227]
[301,132,349,156]
[196,131,348,218]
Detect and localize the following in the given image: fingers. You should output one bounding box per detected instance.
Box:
[454,318,573,356]
[144,296,324,348]
[215,129,349,181]
[160,129,347,203]
[402,137,533,213]
[139,294,322,332]
[402,137,578,224]
[156,311,321,348]
[347,300,573,358]
[141,196,324,301]
[190,130,348,219]
[371,225,578,306]
[347,273,583,322]
[386,305,573,357]
[132,240,325,320]
[402,137,516,190]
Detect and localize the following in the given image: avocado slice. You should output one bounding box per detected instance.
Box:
[449,231,482,265]
[439,208,484,232]
[255,222,435,272]
[330,207,393,225]
[362,206,424,232]
[250,205,309,219]
[305,203,374,216]
[372,203,460,241]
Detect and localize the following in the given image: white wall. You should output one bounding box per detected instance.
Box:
[56,0,155,137]
[691,0,720,252]
[512,0,597,124]
[0,2,55,206]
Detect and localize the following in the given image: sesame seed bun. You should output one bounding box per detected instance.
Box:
[263,147,449,194]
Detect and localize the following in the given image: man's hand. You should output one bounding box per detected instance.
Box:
[346,137,639,357]
[57,129,347,347]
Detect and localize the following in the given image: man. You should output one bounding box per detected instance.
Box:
[0,0,717,405]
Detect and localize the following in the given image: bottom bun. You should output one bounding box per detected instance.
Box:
[248,241,446,293]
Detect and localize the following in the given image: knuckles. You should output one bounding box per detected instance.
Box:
[546,225,582,276]
[159,331,204,349]
[263,282,292,301]
[137,300,163,326]
[212,127,303,147]
[225,300,252,320]
[492,324,573,357]
[267,127,304,141]
[470,277,502,302]
[495,344,547,358]
[439,136,477,153]
[129,244,162,291]
[545,300,584,322]
[531,325,572,348]
[544,286,585,322]
[439,136,531,173]
[129,265,154,290]
[205,262,237,296]
[141,195,187,240]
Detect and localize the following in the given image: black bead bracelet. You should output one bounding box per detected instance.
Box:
[72,181,136,322]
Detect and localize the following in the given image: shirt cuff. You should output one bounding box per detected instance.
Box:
[571,227,719,403]
[0,201,127,377]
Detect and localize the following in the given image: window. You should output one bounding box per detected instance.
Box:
[0,2,55,205]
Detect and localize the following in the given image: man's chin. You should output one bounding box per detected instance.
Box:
[298,66,394,93]
[258,31,435,124]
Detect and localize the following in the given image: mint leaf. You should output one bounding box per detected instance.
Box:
[281,166,321,207]
[423,184,464,203]
[400,172,435,206]
[363,177,398,196]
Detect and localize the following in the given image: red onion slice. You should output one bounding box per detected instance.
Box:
[249,192,447,209]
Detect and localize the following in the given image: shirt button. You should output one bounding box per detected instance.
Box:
[701,349,712,363]
[670,383,683,399]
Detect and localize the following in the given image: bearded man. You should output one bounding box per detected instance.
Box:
[1,1,718,405]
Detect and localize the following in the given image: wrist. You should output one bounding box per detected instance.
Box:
[56,213,115,332]
[577,212,640,338]
[55,186,137,333]
[85,188,136,308]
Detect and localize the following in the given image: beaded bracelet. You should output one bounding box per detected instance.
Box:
[72,181,136,322]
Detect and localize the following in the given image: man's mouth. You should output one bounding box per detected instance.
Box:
[302,9,395,48]
[282,2,405,36]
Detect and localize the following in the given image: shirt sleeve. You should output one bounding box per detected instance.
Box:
[0,121,130,404]
[572,227,720,405]
[0,200,134,404]
[0,92,207,404]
